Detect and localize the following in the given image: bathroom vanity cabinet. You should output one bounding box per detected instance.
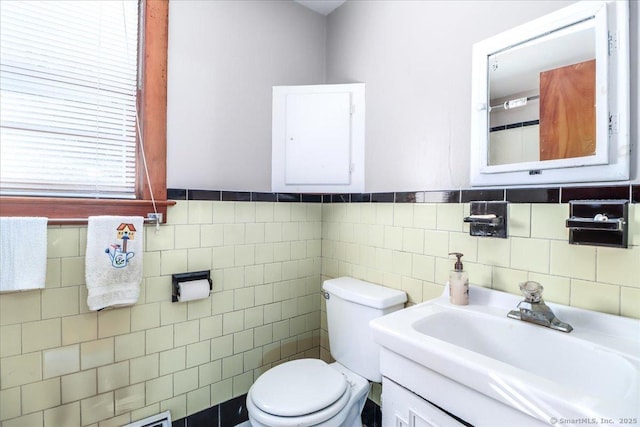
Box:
[379,347,548,427]
[373,284,640,427]
[271,83,365,193]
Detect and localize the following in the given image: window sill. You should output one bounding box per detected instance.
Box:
[0,196,175,225]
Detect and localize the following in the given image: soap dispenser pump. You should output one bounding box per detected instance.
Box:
[449,252,469,305]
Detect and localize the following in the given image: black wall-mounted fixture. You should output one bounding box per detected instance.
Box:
[464,201,508,238]
[172,270,212,302]
[566,200,628,248]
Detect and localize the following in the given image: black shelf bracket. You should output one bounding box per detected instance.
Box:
[464,201,508,238]
[565,200,629,248]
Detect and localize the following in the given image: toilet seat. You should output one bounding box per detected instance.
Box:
[250,359,348,416]
[247,359,352,426]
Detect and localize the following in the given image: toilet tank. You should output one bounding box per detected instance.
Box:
[322,277,406,382]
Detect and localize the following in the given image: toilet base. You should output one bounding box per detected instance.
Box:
[240,419,363,427]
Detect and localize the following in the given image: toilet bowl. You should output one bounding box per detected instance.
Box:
[247,359,369,427]
[246,277,407,427]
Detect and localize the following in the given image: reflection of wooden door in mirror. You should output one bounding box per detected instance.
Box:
[539,59,595,161]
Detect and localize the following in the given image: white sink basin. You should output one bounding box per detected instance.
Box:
[370,285,640,424]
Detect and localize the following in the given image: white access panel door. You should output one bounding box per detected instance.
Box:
[272,83,365,193]
[285,92,351,185]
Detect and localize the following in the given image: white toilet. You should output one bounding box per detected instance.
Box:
[246,277,407,427]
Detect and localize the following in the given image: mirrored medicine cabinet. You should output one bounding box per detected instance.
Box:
[470,0,630,186]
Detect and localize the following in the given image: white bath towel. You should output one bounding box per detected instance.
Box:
[0,217,48,292]
[86,216,143,310]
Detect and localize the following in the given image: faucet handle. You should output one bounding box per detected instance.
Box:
[520,281,543,303]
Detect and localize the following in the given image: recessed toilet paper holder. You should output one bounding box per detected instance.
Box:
[172,270,212,302]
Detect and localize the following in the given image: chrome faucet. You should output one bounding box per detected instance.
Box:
[507,281,573,333]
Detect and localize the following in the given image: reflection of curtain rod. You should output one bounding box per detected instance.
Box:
[490,95,539,111]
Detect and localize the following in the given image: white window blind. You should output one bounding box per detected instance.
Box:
[0,0,139,199]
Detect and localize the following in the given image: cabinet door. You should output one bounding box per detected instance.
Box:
[272,83,364,193]
[285,91,351,185]
[382,378,467,427]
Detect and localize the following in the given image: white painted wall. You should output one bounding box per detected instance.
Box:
[166,0,326,192]
[325,0,569,191]
[166,0,639,192]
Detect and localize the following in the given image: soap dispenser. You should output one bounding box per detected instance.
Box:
[448,252,469,305]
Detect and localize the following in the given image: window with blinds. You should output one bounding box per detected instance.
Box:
[0,1,140,199]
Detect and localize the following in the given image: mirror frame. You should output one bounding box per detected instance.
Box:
[470,0,630,187]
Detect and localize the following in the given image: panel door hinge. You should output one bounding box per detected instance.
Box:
[609,113,618,136]
[608,32,617,56]
[350,104,356,115]
[349,163,355,174]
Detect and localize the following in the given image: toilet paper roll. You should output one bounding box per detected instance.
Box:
[177,279,210,302]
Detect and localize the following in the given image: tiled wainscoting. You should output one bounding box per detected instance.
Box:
[171,394,247,427]
[0,200,323,427]
[1,185,638,427]
[320,196,640,316]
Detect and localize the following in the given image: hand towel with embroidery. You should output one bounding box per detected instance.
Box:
[85,216,143,310]
[0,217,48,292]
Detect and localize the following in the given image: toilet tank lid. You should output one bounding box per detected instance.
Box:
[323,277,407,309]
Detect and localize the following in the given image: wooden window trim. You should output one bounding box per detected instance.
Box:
[0,0,174,224]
